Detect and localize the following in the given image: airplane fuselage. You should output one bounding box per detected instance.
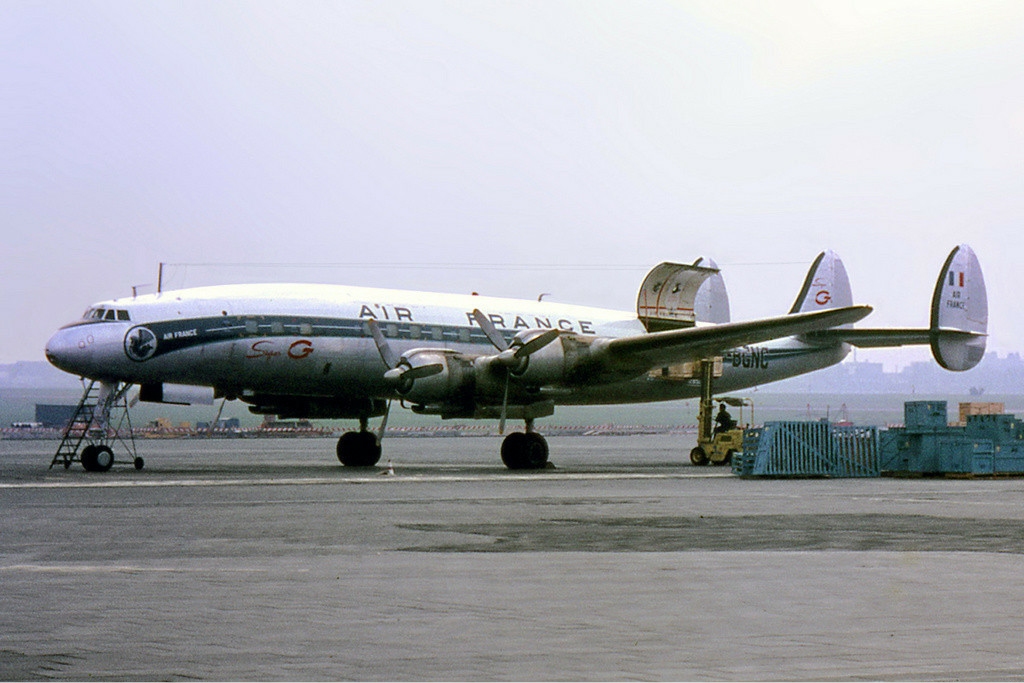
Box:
[46,282,849,410]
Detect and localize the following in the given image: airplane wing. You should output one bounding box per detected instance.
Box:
[586,305,873,377]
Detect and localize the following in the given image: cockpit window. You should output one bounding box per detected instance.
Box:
[82,307,130,321]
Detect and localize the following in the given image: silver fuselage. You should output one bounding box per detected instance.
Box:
[45,283,850,408]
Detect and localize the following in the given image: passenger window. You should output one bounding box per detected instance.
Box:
[458,328,470,343]
[409,325,421,339]
[117,310,130,321]
[431,327,443,341]
[104,309,117,320]
[245,320,259,335]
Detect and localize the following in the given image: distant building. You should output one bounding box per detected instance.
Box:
[760,352,1024,395]
[195,418,241,430]
[35,404,76,428]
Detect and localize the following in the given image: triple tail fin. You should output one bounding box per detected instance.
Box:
[803,244,988,371]
[929,244,988,370]
[789,250,854,315]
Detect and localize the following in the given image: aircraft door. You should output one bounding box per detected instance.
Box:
[637,259,729,332]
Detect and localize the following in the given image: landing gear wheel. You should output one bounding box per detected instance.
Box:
[690,446,709,466]
[82,445,115,472]
[93,445,114,472]
[80,444,99,472]
[501,432,549,470]
[134,457,145,471]
[336,431,382,467]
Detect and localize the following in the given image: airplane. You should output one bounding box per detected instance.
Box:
[44,244,987,472]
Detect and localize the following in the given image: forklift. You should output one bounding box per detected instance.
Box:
[688,360,753,466]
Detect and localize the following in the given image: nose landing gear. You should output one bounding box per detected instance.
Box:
[335,416,383,467]
[50,380,141,472]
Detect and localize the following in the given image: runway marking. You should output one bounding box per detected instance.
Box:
[0,564,263,574]
[0,470,727,489]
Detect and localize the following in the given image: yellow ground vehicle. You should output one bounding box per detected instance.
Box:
[690,396,753,466]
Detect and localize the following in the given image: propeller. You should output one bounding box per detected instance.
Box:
[367,319,444,394]
[366,319,443,447]
[471,309,561,434]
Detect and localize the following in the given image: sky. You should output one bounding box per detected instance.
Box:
[3,0,1023,369]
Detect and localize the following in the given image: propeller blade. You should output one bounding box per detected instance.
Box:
[405,363,444,380]
[471,309,509,351]
[514,328,560,359]
[384,362,444,386]
[366,318,398,369]
[494,329,562,368]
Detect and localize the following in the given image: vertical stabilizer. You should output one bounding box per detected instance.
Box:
[930,244,987,371]
[693,257,730,324]
[789,251,853,315]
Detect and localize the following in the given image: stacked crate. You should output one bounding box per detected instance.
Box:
[880,401,1024,475]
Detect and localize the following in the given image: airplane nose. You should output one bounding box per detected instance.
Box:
[45,329,71,372]
[45,326,90,375]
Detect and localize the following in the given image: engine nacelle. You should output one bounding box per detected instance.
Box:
[503,331,593,389]
[392,349,476,405]
[509,335,569,385]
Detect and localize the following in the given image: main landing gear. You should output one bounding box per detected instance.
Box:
[500,420,549,470]
[335,417,550,470]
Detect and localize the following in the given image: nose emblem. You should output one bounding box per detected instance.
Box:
[124,326,158,362]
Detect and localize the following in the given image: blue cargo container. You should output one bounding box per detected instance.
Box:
[880,401,1024,475]
[734,421,880,477]
[734,402,1024,478]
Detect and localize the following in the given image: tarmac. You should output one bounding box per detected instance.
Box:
[4,434,1024,680]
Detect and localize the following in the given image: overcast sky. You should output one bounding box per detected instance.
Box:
[4,0,1022,370]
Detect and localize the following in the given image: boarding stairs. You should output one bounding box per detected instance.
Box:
[50,380,140,471]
